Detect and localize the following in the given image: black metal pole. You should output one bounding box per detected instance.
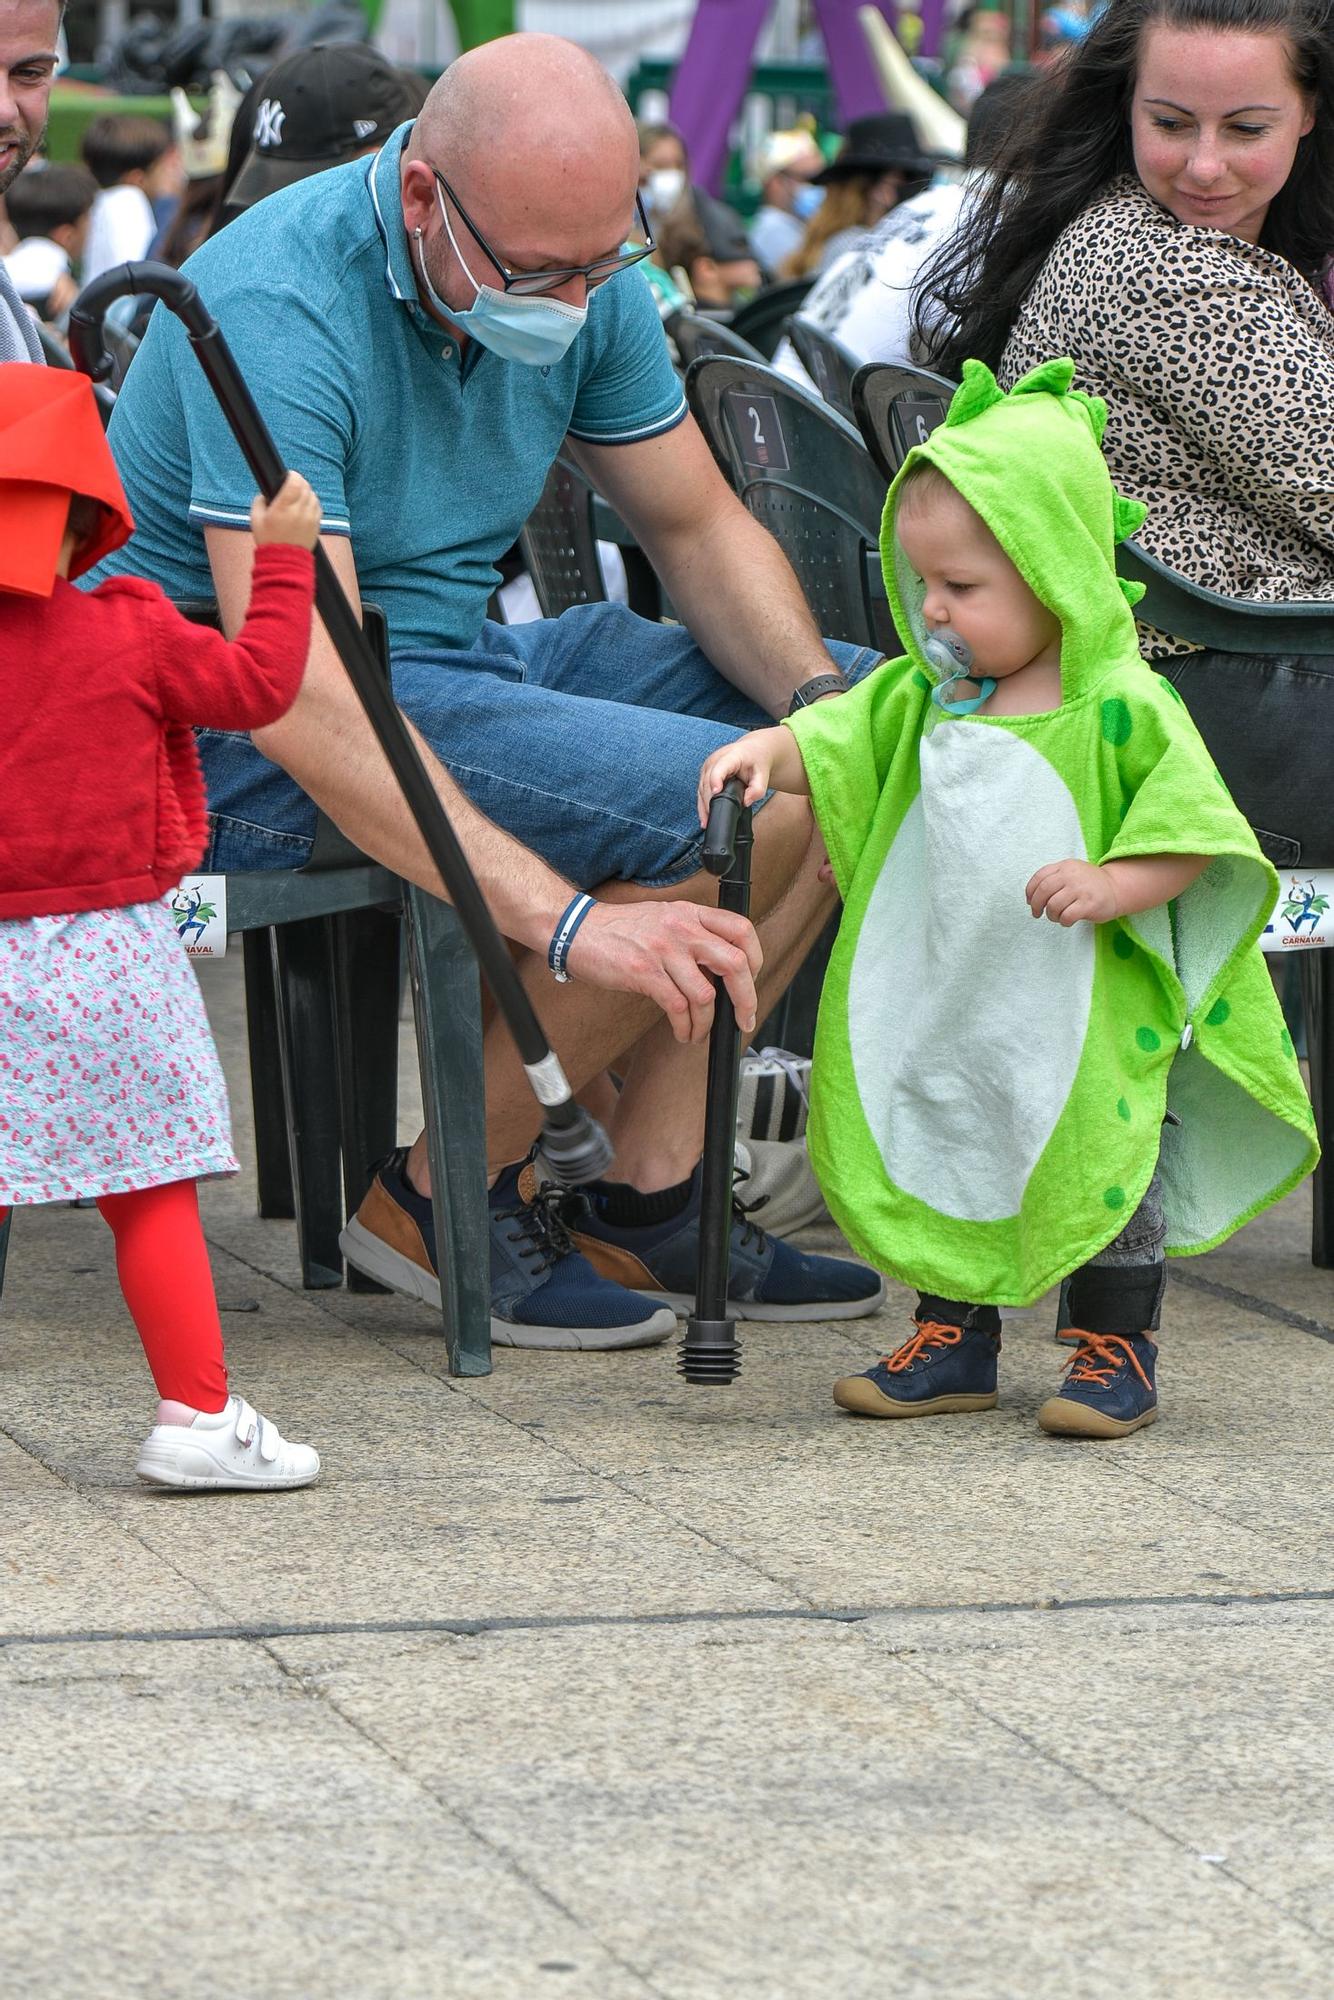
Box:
[679,779,751,1385]
[70,263,612,1183]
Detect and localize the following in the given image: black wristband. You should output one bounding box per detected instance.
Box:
[787,674,849,716]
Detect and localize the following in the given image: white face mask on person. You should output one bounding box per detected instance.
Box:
[646,166,685,214]
[415,182,587,367]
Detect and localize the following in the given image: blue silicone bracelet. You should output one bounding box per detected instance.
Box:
[548,892,596,983]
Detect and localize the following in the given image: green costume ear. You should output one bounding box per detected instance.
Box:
[1008,356,1076,400]
[1113,491,1149,543]
[945,358,1006,426]
[1118,576,1147,607]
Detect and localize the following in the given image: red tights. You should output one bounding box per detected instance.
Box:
[1,1180,228,1411]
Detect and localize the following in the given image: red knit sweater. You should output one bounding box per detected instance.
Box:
[0,544,314,920]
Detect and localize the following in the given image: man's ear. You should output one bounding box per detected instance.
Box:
[400,156,438,236]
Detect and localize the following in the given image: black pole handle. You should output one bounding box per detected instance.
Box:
[680,780,751,1387]
[702,777,745,877]
[71,264,613,1183]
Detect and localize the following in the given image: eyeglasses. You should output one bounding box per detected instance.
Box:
[431,169,654,297]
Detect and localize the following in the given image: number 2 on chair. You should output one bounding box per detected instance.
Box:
[748,405,765,448]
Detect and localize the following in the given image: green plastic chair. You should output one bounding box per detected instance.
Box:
[668,311,767,369]
[730,278,816,360]
[787,321,863,424]
[518,452,663,624]
[850,359,957,479]
[684,354,895,1056]
[685,354,894,655]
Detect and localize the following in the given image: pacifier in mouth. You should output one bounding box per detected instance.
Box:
[924,628,996,715]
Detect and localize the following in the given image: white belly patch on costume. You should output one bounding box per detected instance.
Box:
[846,723,1096,1223]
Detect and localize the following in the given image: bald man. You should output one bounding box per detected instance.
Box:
[93,34,885,1348]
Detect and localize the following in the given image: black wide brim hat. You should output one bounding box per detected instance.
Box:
[812,110,937,184]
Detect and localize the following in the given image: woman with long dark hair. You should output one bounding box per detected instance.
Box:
[916,0,1334,860]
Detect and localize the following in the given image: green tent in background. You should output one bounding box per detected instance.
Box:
[363,0,515,47]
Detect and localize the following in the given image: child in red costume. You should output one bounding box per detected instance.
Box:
[0,363,322,1491]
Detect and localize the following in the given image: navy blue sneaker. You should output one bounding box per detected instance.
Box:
[1038,1331,1158,1438]
[340,1150,676,1350]
[568,1164,884,1322]
[833,1317,1000,1418]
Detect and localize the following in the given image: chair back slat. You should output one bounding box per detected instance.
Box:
[669,311,767,368]
[729,277,816,359]
[787,321,861,423]
[851,360,957,482]
[518,456,608,620]
[686,354,895,653]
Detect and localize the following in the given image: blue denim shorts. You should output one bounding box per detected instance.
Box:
[200,603,881,889]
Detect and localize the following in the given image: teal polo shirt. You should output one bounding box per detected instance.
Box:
[93,124,687,651]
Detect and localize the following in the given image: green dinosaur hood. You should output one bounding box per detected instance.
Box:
[883,356,1148,701]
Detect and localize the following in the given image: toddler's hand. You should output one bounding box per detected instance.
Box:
[251,473,321,549]
[697,730,778,826]
[1026,858,1119,926]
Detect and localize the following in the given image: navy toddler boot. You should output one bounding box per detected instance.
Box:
[833,1298,1000,1419]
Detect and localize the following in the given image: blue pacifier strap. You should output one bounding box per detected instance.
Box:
[932,674,998,716]
[923,628,995,716]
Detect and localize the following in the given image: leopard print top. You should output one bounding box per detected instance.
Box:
[999,175,1334,659]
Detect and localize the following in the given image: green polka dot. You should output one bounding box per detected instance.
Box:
[1101,698,1133,746]
[1117,1097,1132,1122]
[1281,1028,1295,1057]
[1136,1026,1161,1052]
[1205,999,1230,1027]
[912,669,932,692]
[1113,931,1135,960]
[1103,1186,1126,1210]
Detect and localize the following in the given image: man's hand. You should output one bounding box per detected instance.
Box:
[1026,859,1119,926]
[566,899,762,1043]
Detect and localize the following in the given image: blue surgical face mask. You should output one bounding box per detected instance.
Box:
[415,185,588,367]
[924,629,996,715]
[792,182,825,220]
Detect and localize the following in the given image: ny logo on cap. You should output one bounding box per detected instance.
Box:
[353,118,377,140]
[254,98,286,149]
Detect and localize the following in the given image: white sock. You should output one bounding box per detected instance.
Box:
[155,1397,230,1429]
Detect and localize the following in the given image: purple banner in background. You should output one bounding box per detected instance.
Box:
[813,0,898,123]
[668,0,943,193]
[668,0,773,192]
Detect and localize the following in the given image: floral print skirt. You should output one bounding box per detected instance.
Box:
[0,900,238,1205]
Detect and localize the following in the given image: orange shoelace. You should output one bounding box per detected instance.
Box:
[882,1320,965,1374]
[1064,1331,1152,1391]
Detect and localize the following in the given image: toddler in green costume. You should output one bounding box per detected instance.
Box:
[699,358,1316,1440]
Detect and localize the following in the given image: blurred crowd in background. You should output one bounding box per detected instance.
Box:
[0,1,1082,367]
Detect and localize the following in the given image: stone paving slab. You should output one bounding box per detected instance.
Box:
[266,1618,1331,2000]
[859,1595,1334,1955]
[3,950,1334,1997]
[1,1634,655,2000]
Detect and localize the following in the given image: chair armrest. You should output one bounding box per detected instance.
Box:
[1119,540,1334,657]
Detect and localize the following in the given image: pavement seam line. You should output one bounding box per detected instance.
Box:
[9,1586,1334,1650]
[883,1644,1334,1952]
[1100,1451,1327,1558]
[1168,1265,1334,1343]
[253,1637,671,2000]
